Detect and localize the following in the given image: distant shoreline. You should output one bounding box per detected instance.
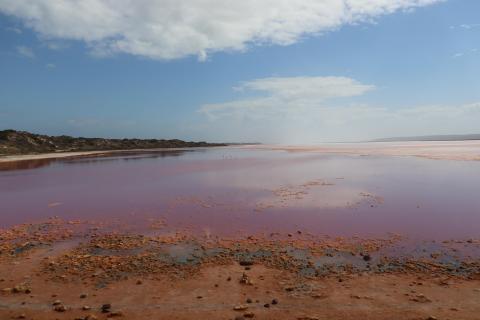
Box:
[244,140,480,161]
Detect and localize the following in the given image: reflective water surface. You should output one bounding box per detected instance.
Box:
[1,147,479,239]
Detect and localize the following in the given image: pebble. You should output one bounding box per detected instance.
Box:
[239,260,254,266]
[101,303,112,313]
[54,304,67,312]
[83,306,91,310]
[263,303,270,308]
[271,298,278,305]
[246,298,252,303]
[52,300,62,306]
[107,311,124,317]
[244,312,255,318]
[233,304,249,311]
[80,293,88,299]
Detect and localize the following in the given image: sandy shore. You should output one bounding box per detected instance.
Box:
[1,219,479,319]
[0,146,229,163]
[244,140,480,161]
[1,141,479,163]
[0,151,114,163]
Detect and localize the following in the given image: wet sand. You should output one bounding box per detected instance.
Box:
[1,219,479,320]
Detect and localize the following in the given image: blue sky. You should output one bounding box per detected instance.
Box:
[0,0,479,143]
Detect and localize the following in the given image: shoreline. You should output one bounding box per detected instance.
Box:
[0,146,232,163]
[1,219,479,319]
[2,140,480,163]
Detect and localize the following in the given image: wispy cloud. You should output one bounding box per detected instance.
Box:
[200,76,375,119]
[45,63,56,69]
[450,23,480,30]
[5,26,22,34]
[197,76,480,143]
[452,48,479,59]
[16,46,35,59]
[0,0,442,61]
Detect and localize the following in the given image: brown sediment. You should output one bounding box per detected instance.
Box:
[1,220,479,319]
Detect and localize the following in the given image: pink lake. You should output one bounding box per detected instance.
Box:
[1,147,479,240]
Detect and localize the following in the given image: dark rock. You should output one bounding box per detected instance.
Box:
[239,260,254,266]
[54,305,67,312]
[101,303,112,313]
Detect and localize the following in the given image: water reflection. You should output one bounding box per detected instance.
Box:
[0,149,193,171]
[1,148,480,240]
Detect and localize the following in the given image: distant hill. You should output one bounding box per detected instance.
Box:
[0,130,226,155]
[372,134,480,142]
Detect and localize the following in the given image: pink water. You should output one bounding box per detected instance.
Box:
[1,148,479,240]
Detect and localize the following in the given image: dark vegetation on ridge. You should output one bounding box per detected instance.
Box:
[0,130,226,155]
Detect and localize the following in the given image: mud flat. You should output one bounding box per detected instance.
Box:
[1,219,479,320]
[247,140,480,161]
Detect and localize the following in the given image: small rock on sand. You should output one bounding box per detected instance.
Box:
[233,304,249,311]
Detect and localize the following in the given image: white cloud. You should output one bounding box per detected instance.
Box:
[45,63,56,69]
[450,23,480,30]
[0,0,441,60]
[16,45,35,58]
[5,26,22,34]
[200,76,375,119]
[196,76,480,143]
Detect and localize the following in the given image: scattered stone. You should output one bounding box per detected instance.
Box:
[14,314,26,319]
[411,294,431,303]
[239,260,254,266]
[83,306,91,310]
[80,293,88,299]
[101,303,112,313]
[136,280,142,285]
[244,312,255,318]
[54,304,67,312]
[271,298,278,305]
[246,298,253,303]
[426,316,437,320]
[234,316,245,320]
[233,304,249,311]
[12,284,30,294]
[107,311,124,318]
[52,300,62,306]
[263,303,270,308]
[363,254,371,262]
[240,273,253,285]
[311,293,328,299]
